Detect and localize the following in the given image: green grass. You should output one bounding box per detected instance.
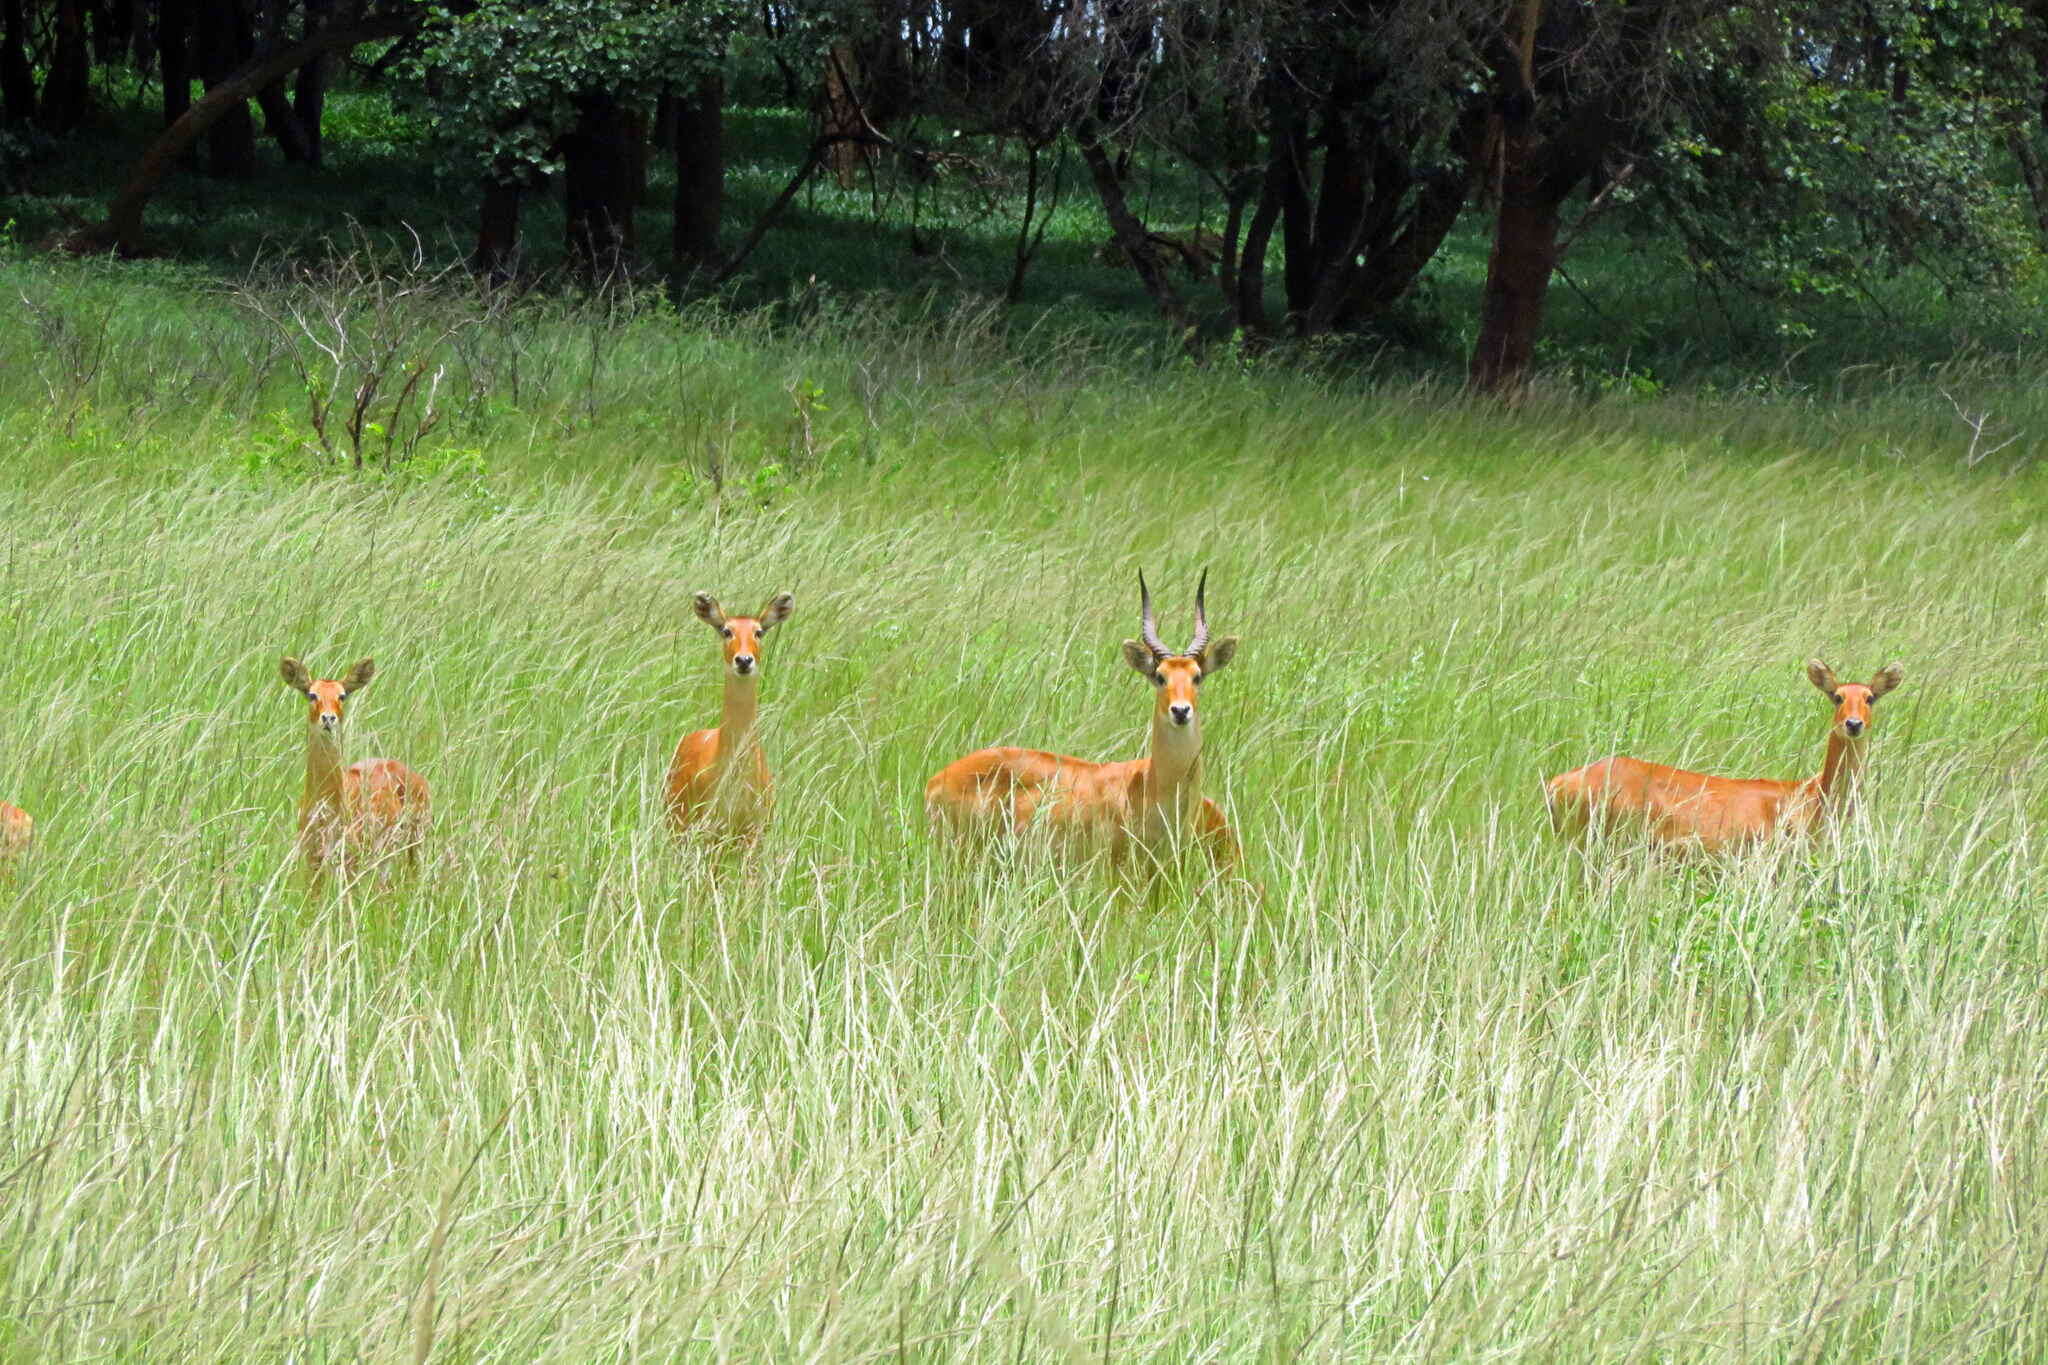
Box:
[0,260,2045,1357]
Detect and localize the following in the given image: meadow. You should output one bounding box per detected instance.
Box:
[0,243,2043,1359]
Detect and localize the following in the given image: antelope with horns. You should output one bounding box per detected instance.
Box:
[279,656,430,884]
[1545,659,1905,854]
[926,571,1241,873]
[665,591,794,840]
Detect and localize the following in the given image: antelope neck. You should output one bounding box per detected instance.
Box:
[1807,731,1868,814]
[717,674,761,762]
[304,724,346,810]
[1147,712,1204,806]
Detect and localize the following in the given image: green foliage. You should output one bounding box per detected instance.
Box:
[399,0,753,183]
[1644,0,2040,309]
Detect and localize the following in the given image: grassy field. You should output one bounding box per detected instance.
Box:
[1,258,2047,1359]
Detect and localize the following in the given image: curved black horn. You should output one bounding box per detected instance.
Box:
[1187,568,1210,657]
[1138,570,1169,658]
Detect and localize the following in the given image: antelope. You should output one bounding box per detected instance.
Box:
[665,591,794,839]
[925,571,1241,873]
[279,656,430,883]
[0,801,30,870]
[1545,659,1905,854]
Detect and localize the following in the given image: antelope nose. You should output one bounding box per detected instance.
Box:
[733,655,756,675]
[319,713,338,730]
[1168,702,1193,725]
[1843,717,1865,736]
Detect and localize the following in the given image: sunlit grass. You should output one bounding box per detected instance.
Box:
[0,277,2045,1358]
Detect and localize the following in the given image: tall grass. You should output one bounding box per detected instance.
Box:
[0,266,2045,1358]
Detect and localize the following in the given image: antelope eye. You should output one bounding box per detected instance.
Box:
[721,627,733,639]
[306,691,317,701]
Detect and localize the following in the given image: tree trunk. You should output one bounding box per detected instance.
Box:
[1006,139,1045,303]
[293,0,330,165]
[0,0,35,126]
[2012,132,2048,241]
[671,75,723,274]
[197,0,257,179]
[1234,152,1285,335]
[93,0,139,64]
[293,56,328,165]
[1468,131,1559,393]
[40,0,92,132]
[851,14,912,126]
[652,90,676,151]
[255,80,316,162]
[1299,107,1368,332]
[1215,171,1251,320]
[822,44,865,189]
[74,11,422,254]
[1469,0,1550,395]
[473,176,523,281]
[1345,166,1471,320]
[1079,136,1196,347]
[562,90,640,280]
[158,0,192,128]
[1274,112,1315,319]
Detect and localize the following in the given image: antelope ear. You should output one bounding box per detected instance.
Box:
[1805,659,1839,699]
[1122,639,1159,679]
[693,593,726,629]
[1199,636,1239,676]
[279,656,313,693]
[1868,662,1904,698]
[342,658,376,693]
[758,592,794,630]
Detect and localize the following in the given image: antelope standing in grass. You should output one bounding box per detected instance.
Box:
[1545,659,1904,855]
[0,801,30,870]
[279,656,430,884]
[926,571,1241,873]
[665,591,794,840]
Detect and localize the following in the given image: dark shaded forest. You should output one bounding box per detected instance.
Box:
[5,0,2048,392]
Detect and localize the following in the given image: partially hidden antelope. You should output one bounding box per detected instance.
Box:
[279,656,430,883]
[0,801,30,870]
[926,571,1241,873]
[1545,659,1905,855]
[665,591,794,840]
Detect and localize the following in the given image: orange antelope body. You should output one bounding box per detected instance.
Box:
[280,656,430,882]
[1546,660,1904,854]
[926,572,1241,872]
[665,591,794,839]
[0,801,30,868]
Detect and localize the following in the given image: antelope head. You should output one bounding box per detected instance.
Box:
[281,656,376,735]
[1806,659,1905,740]
[1122,570,1239,736]
[695,591,795,679]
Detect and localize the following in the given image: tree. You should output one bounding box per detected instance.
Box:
[1631,0,2030,341]
[403,0,748,280]
[1241,0,1491,337]
[1467,0,1731,393]
[70,2,426,254]
[0,0,37,127]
